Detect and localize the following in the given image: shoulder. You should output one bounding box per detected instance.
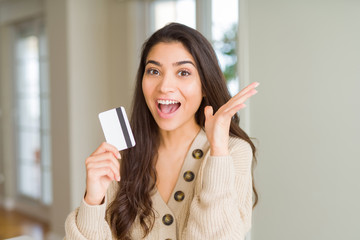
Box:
[228,136,253,175]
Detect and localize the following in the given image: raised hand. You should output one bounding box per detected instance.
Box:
[84,142,121,205]
[204,82,259,156]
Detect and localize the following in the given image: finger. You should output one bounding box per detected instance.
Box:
[88,167,116,181]
[86,152,120,167]
[234,89,258,105]
[230,82,260,103]
[87,159,119,171]
[224,89,257,113]
[225,103,246,117]
[239,82,260,95]
[91,142,121,159]
[87,159,120,180]
[86,153,120,177]
[86,153,120,181]
[204,106,214,121]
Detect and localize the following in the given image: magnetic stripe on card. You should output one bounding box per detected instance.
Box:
[116,107,131,149]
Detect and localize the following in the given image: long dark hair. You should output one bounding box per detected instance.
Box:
[107,22,258,239]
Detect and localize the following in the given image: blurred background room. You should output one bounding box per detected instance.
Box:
[0,0,359,239]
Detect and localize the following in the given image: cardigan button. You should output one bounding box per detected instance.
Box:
[162,214,174,226]
[174,191,185,202]
[192,149,203,159]
[183,171,195,182]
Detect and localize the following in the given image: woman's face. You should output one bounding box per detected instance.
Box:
[142,42,203,132]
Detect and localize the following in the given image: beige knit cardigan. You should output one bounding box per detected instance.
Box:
[65,129,253,239]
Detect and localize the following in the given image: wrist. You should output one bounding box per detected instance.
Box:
[84,193,105,206]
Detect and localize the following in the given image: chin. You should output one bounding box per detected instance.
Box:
[155,119,181,132]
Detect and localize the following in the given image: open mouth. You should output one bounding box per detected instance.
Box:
[157,99,181,114]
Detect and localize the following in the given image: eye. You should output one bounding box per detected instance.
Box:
[178,70,190,77]
[146,68,160,76]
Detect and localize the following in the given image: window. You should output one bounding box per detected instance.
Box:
[211,0,239,96]
[149,0,196,32]
[14,20,52,205]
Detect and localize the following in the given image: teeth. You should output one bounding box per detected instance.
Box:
[157,99,179,105]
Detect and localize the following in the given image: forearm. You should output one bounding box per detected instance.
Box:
[183,156,249,239]
[183,138,253,240]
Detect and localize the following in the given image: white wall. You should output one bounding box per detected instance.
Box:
[45,0,72,235]
[67,0,110,209]
[108,0,148,111]
[46,0,146,236]
[248,1,360,239]
[0,22,15,209]
[46,0,112,235]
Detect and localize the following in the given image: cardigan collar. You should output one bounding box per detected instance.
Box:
[152,128,210,236]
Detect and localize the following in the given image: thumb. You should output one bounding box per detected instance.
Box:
[204,106,214,120]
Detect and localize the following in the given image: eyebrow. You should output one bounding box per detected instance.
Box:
[174,60,196,67]
[145,60,161,66]
[145,60,196,67]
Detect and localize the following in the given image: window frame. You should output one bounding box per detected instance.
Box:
[11,17,52,220]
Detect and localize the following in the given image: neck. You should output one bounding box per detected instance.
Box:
[159,122,201,150]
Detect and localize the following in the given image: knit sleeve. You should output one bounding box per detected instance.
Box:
[64,182,119,240]
[64,198,113,239]
[182,138,253,240]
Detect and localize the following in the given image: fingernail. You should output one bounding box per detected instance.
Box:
[252,89,258,94]
[117,176,121,182]
[117,152,121,158]
[254,82,260,87]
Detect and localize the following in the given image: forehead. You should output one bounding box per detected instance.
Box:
[146,42,195,64]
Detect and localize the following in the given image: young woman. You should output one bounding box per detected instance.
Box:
[65,23,259,240]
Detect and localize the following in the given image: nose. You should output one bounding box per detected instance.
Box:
[158,72,176,93]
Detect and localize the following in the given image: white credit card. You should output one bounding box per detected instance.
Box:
[98,107,136,151]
